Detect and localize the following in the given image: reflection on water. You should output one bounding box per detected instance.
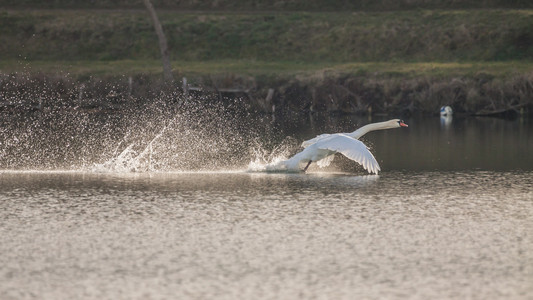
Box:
[357,116,533,172]
[1,108,532,298]
[1,171,531,299]
[273,115,533,173]
[440,114,453,128]
[1,109,532,172]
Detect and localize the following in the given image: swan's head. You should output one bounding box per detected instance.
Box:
[398,119,408,128]
[389,119,408,128]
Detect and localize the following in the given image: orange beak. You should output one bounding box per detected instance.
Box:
[400,121,408,127]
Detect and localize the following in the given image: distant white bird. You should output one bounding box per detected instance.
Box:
[280,119,408,174]
[440,106,453,116]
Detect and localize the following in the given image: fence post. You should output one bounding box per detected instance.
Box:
[182,77,189,97]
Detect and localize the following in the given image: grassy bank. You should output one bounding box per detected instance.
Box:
[1,8,532,116]
[1,9,532,62]
[2,0,532,10]
[2,60,532,77]
[2,60,532,116]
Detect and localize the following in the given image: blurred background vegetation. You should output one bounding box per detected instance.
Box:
[3,0,532,10]
[1,6,532,63]
[0,1,532,115]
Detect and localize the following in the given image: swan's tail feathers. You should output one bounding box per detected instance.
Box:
[246,157,300,172]
[247,150,307,173]
[248,158,290,172]
[279,156,302,171]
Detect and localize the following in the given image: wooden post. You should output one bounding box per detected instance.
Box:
[78,84,85,103]
[265,88,274,113]
[128,76,133,97]
[182,77,188,97]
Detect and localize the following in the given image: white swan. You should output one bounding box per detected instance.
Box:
[440,106,453,116]
[280,119,408,174]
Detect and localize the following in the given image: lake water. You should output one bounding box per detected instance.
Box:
[1,111,532,299]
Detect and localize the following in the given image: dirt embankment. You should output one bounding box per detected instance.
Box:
[2,71,532,118]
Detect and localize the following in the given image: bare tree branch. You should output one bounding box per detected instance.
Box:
[142,0,174,82]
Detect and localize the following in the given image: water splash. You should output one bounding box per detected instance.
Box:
[0,76,298,173]
[3,74,375,174]
[88,104,264,172]
[247,150,288,172]
[246,137,299,172]
[92,125,167,173]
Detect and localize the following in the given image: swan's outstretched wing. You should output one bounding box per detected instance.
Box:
[315,135,381,174]
[301,133,332,148]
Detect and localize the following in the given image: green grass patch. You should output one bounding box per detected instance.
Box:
[2,0,532,10]
[2,59,531,80]
[1,9,532,63]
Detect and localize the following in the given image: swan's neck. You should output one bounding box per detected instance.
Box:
[348,121,394,139]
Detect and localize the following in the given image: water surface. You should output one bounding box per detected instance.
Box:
[1,113,532,299]
[1,170,531,299]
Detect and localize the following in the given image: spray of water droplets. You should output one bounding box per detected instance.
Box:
[0,75,297,172]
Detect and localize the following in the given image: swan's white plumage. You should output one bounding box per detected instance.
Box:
[316,154,335,167]
[279,119,407,174]
[281,134,380,174]
[301,133,332,148]
[314,134,380,174]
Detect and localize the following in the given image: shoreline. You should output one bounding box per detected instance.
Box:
[1,66,532,118]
